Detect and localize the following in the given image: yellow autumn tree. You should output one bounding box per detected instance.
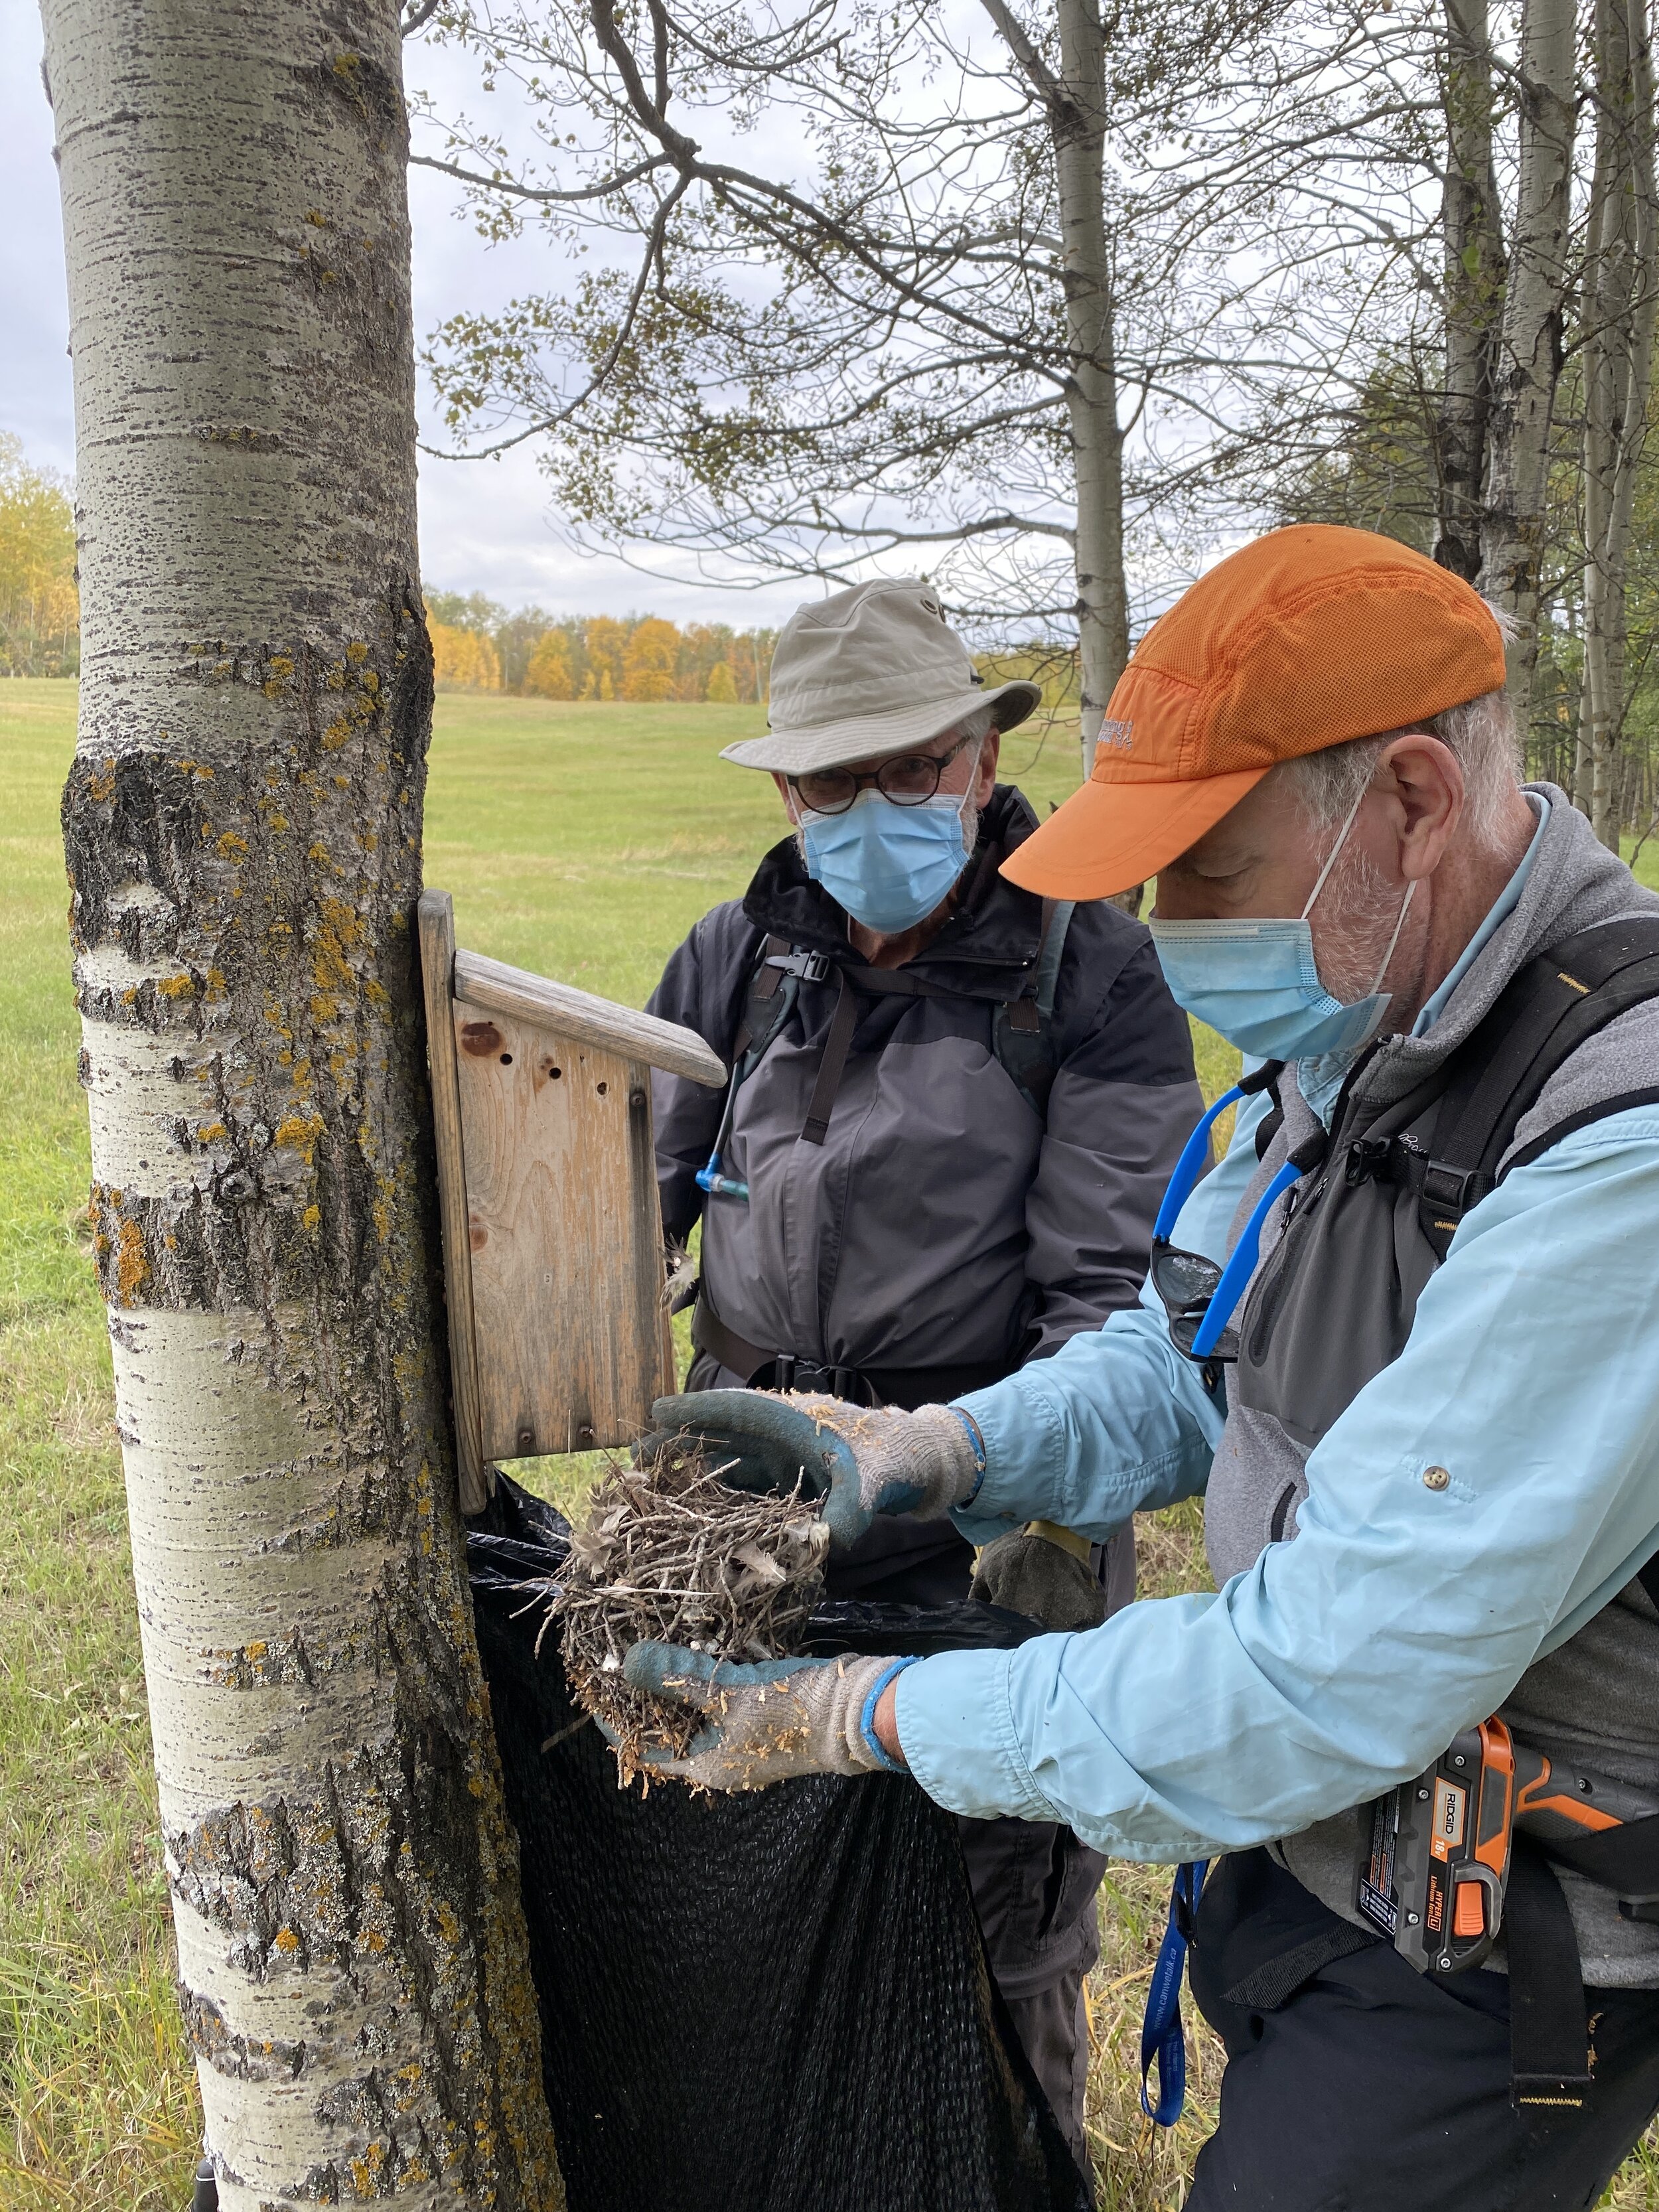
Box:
[583,615,628,700]
[430,620,502,692]
[705,660,738,702]
[524,629,575,698]
[622,616,681,700]
[0,436,80,677]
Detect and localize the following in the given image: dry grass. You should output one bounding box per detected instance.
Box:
[1082,1504,1227,2203]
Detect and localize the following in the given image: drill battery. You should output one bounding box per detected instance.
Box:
[1358,1715,1659,1975]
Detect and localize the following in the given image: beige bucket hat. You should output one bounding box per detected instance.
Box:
[720,578,1043,773]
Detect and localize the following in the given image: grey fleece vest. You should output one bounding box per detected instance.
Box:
[1202,790,1659,1988]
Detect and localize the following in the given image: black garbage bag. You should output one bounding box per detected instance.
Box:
[468,1474,1092,2212]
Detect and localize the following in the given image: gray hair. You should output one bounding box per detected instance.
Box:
[1274,685,1522,848]
[954,702,999,747]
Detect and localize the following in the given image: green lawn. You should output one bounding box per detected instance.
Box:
[0,679,1652,2209]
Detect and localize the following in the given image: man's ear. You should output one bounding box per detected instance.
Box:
[974,729,1001,806]
[772,770,800,824]
[1378,734,1463,882]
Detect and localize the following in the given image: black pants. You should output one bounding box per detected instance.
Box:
[958,1812,1106,2175]
[1187,1849,1659,2211]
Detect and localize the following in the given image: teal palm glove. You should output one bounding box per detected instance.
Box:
[622,1639,914,1790]
[641,1390,981,1551]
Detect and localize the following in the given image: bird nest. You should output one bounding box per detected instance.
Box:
[549,1440,830,1784]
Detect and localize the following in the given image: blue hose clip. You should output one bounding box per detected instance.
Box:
[695,1150,749,1202]
[1141,1859,1207,2126]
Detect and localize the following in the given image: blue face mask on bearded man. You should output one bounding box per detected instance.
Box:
[1147,785,1416,1066]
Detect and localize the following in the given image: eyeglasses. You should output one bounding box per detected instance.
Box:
[1150,1081,1301,1363]
[788,727,979,816]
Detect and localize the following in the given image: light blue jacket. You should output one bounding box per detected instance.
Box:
[894,835,1659,1862]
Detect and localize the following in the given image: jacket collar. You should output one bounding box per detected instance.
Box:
[740,783,1050,988]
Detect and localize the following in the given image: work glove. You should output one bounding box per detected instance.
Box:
[970,1522,1107,1633]
[639,1390,981,1552]
[621,1640,914,1791]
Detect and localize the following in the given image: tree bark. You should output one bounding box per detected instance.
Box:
[1435,0,1505,583]
[40,3,563,2205]
[1480,0,1575,717]
[1581,0,1658,846]
[1054,0,1129,778]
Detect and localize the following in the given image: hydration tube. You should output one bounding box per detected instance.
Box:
[696,1155,750,1201]
[695,1061,750,1202]
[1141,1860,1208,2126]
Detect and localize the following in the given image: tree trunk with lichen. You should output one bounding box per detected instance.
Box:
[40,3,563,2205]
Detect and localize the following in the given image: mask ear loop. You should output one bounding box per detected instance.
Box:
[1299,784,1370,921]
[1366,877,1416,999]
[1299,780,1417,1009]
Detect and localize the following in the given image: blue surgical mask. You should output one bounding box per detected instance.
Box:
[1148,789,1415,1065]
[800,784,976,934]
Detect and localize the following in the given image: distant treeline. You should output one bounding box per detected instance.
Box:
[425,592,776,703]
[425,589,1080,715]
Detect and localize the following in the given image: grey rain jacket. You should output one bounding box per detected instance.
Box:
[648,782,1202,1493]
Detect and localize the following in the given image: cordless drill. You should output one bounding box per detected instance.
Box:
[1358,1716,1659,1974]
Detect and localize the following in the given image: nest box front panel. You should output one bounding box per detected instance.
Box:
[451,999,671,1458]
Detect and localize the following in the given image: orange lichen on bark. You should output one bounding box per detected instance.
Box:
[115,1217,149,1305]
[273,1110,325,1166]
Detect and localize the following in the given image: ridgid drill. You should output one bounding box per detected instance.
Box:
[1358,1715,1659,1974]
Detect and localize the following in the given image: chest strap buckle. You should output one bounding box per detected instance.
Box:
[766,948,833,984]
[1344,1137,1394,1187]
[1419,1161,1494,1214]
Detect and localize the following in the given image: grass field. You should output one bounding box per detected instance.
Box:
[0,679,1652,2208]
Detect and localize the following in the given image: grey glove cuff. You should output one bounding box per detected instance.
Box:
[780,1396,983,1520]
[814,1653,916,1773]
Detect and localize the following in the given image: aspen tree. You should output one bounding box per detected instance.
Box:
[38,1,562,2203]
[1480,0,1576,707]
[1579,0,1658,844]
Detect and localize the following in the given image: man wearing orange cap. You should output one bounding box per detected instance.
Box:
[629,526,1659,2207]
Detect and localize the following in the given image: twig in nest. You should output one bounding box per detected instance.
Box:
[548,1438,829,1786]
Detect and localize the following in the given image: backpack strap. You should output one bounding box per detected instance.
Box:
[1410,916,1659,1258]
[1247,1059,1288,1161]
[991,897,1076,1118]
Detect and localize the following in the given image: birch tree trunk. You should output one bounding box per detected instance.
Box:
[40,3,563,2205]
[1056,0,1130,780]
[1581,0,1659,847]
[1480,0,1576,714]
[1435,0,1504,583]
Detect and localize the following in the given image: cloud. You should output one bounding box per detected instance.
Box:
[0,15,808,625]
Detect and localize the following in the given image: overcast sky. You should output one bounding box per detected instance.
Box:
[0,0,809,628]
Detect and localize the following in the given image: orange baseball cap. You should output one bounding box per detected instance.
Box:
[1001,524,1508,901]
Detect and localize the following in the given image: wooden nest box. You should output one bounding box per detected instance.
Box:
[419,890,726,1512]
